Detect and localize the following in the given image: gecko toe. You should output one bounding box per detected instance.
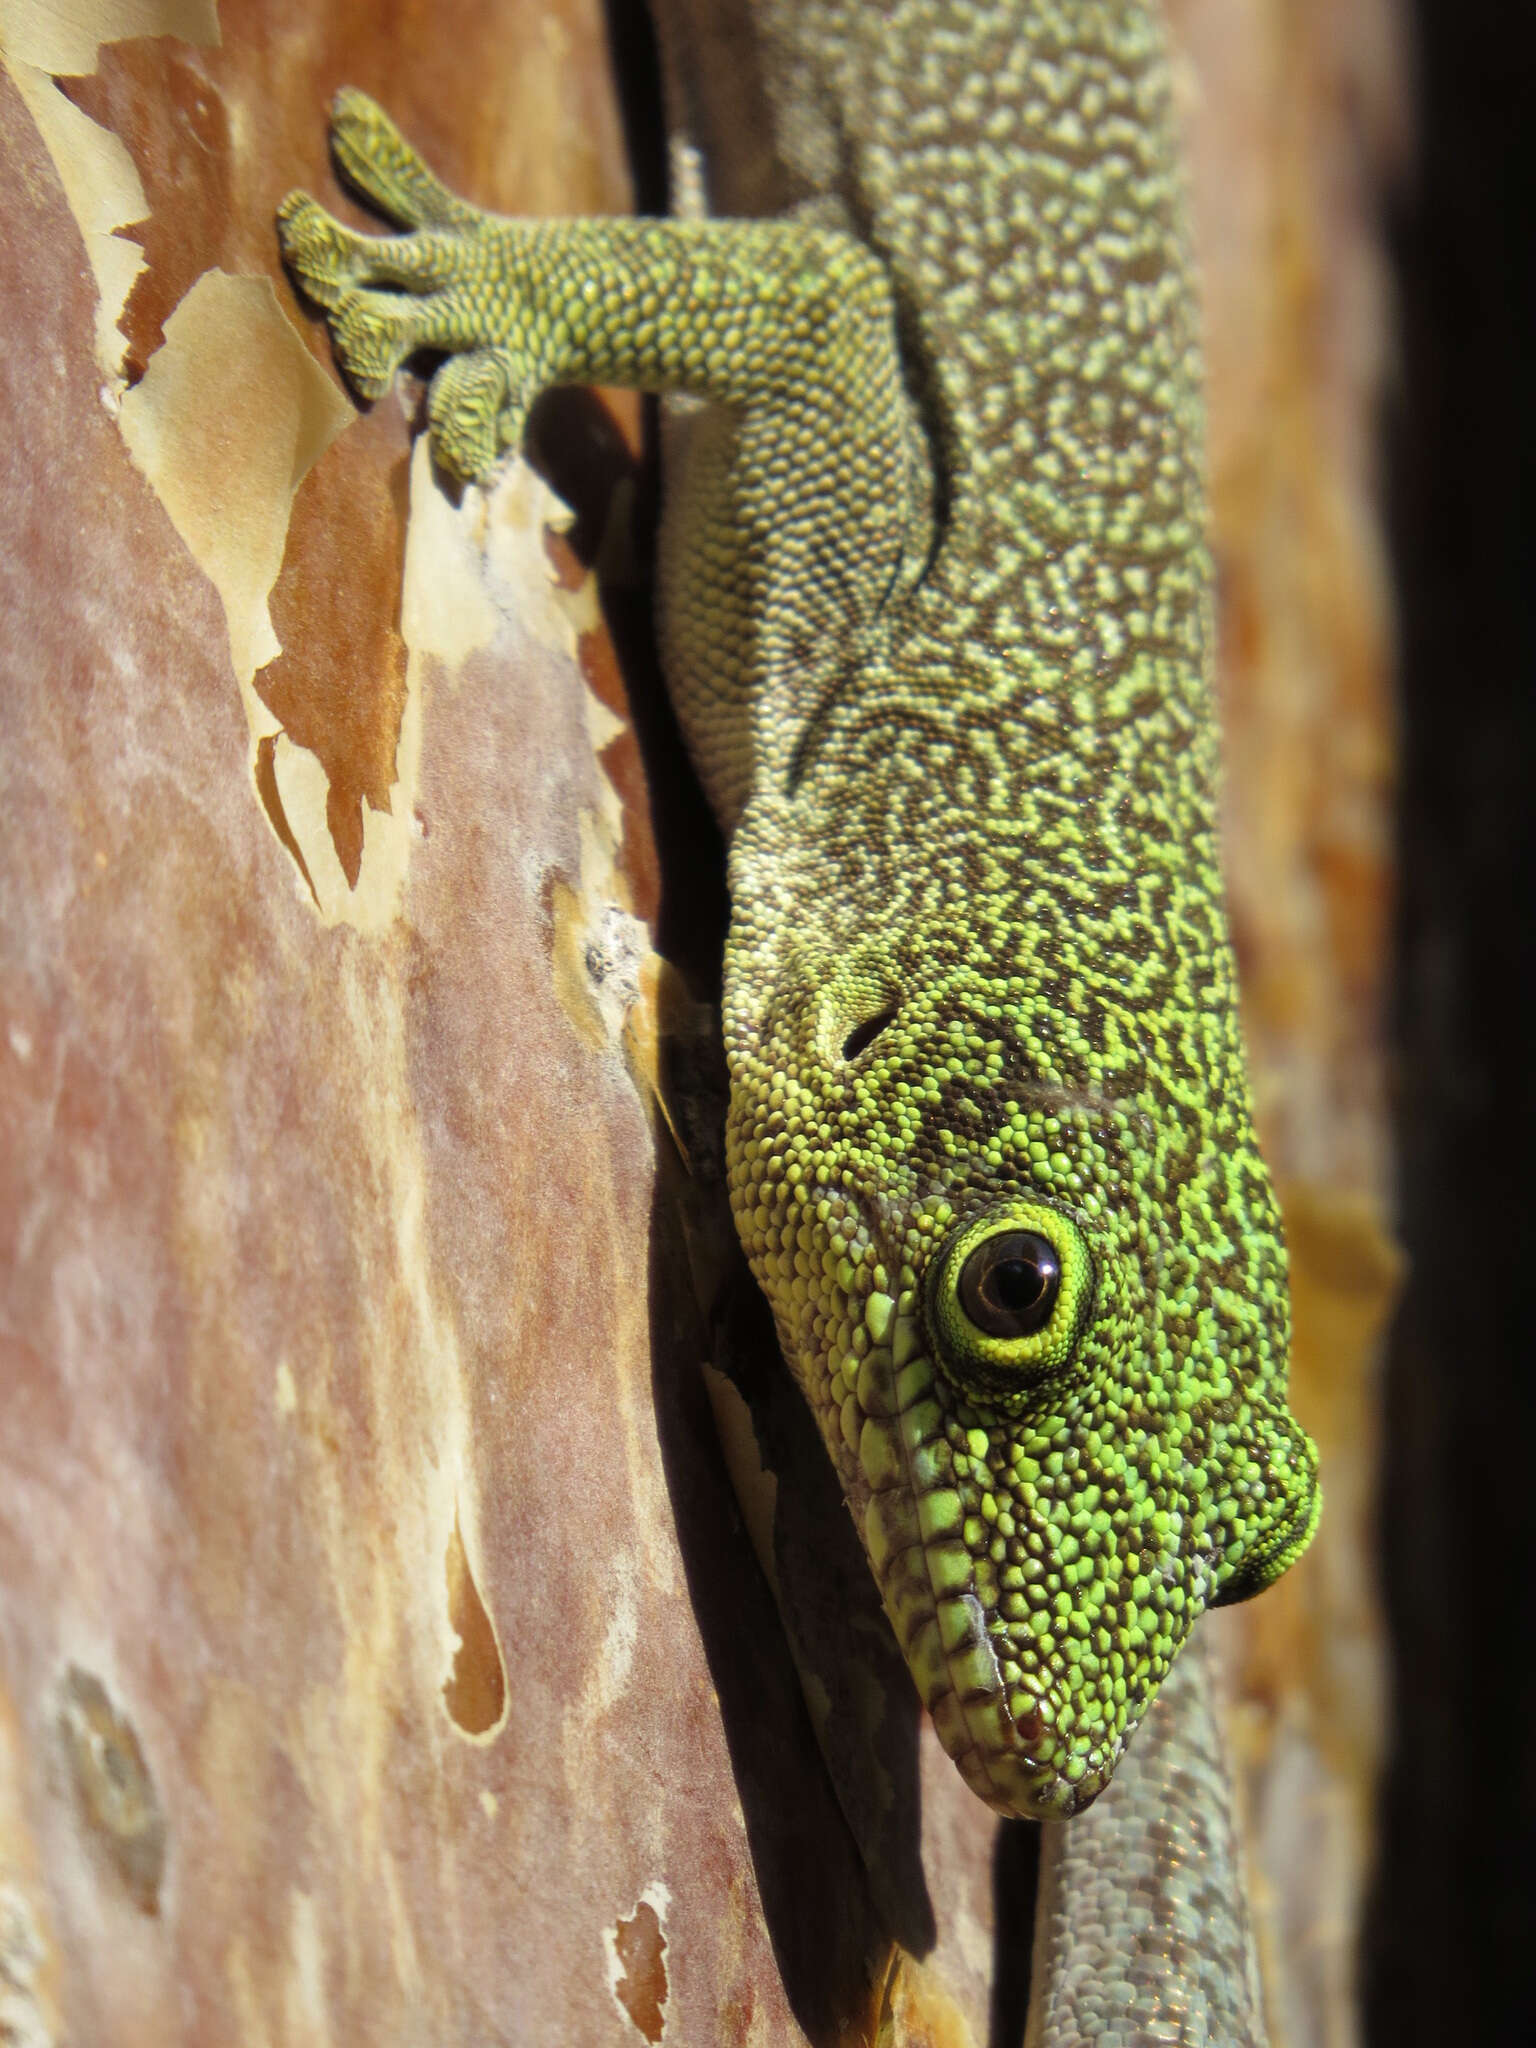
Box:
[276,192,364,312]
[328,86,478,232]
[427,348,526,481]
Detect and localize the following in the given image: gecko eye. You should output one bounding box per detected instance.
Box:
[926,1203,1094,1402]
[958,1231,1060,1336]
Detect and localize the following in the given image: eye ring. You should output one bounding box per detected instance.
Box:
[925,1202,1094,1401]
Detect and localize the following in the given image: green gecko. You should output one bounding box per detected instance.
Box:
[278,0,1318,1829]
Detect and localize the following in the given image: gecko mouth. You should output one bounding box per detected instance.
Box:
[872,1541,1102,1820]
[939,1633,1089,1820]
[853,1318,1105,1820]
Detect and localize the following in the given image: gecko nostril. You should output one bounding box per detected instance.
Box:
[1011,1697,1046,1750]
[842,1007,898,1062]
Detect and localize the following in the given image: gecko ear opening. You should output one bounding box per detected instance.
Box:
[842,1008,898,1062]
[1210,1406,1322,1605]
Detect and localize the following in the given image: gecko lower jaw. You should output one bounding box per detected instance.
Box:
[858,1403,1117,1817]
[849,1335,1125,1818]
[943,1686,1110,1820]
[889,1564,1111,1818]
[968,1749,1092,1820]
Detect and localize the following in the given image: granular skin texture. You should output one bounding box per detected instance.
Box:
[278,0,1319,1823]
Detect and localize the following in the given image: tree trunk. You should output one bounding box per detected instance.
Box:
[0,3,1401,2041]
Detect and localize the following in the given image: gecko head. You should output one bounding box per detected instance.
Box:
[853,1182,1320,1819]
[725,965,1321,1820]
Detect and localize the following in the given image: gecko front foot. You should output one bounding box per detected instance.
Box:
[277,89,534,478]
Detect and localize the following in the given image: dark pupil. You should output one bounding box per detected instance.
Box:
[992,1258,1048,1312]
[959,1231,1061,1338]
